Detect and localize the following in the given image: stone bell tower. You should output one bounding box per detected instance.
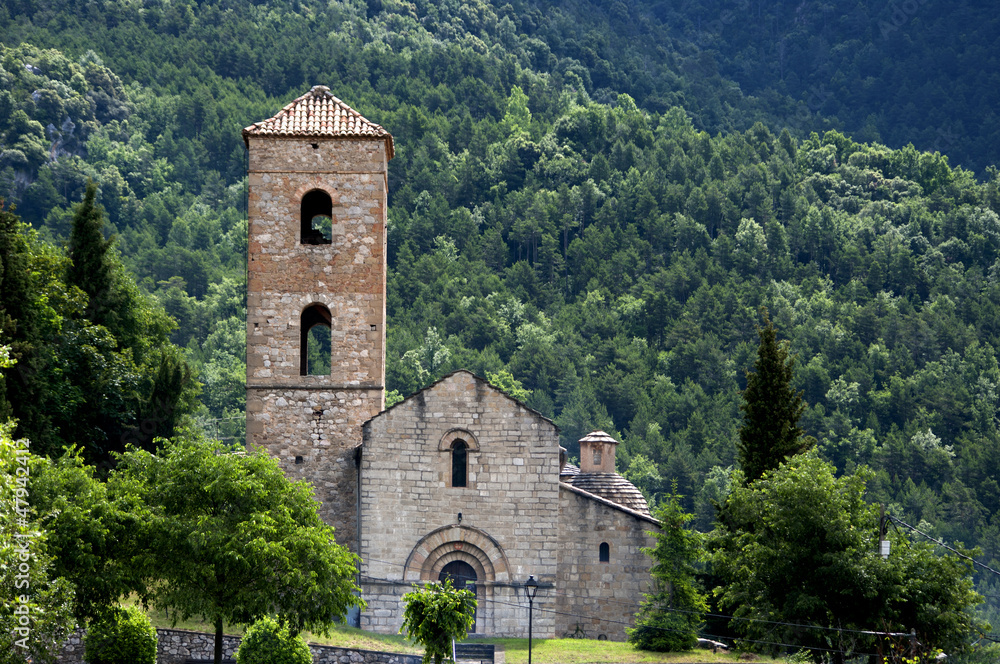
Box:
[243,86,393,552]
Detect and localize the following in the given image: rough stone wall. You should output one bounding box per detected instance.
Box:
[58,628,421,664]
[555,486,658,641]
[359,371,561,638]
[245,136,387,553]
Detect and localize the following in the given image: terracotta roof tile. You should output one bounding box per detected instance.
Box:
[242,85,394,159]
[563,472,650,515]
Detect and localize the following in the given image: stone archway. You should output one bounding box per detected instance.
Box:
[403,525,510,635]
[440,560,478,632]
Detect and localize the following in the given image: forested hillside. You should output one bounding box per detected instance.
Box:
[2,0,1000,636]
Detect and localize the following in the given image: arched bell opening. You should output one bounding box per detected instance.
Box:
[301,189,333,244]
[300,304,332,376]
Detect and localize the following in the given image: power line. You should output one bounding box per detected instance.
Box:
[361,557,908,638]
[358,570,908,644]
[887,514,1000,578]
[362,573,885,658]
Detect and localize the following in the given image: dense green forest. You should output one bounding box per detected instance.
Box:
[3,0,1000,649]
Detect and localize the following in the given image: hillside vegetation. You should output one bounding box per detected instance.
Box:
[2,0,1000,649]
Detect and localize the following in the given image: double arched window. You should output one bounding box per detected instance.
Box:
[301,189,333,244]
[300,304,332,375]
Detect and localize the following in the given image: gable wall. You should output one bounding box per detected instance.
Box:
[359,372,562,637]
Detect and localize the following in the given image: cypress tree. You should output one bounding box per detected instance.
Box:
[68,181,115,307]
[737,308,814,483]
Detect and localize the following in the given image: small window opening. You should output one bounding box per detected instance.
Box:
[301,189,333,244]
[593,448,602,466]
[295,455,304,465]
[301,304,332,376]
[451,440,468,488]
[599,542,610,563]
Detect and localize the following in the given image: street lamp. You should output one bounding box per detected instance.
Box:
[526,575,539,664]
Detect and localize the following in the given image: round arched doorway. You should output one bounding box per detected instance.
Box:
[439,560,478,632]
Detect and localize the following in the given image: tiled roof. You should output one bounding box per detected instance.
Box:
[560,462,580,477]
[579,430,620,446]
[563,473,650,516]
[242,85,394,159]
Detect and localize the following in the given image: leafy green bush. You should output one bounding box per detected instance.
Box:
[83,605,157,664]
[236,616,313,664]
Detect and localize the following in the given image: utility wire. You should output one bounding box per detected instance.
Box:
[359,570,909,640]
[887,514,1000,578]
[363,574,883,658]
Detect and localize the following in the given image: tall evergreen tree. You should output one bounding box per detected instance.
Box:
[68,181,115,318]
[737,309,814,483]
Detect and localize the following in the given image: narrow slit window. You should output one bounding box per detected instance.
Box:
[599,542,610,563]
[593,447,602,466]
[300,304,332,375]
[301,189,333,244]
[451,440,468,488]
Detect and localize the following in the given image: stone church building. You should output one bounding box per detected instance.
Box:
[242,86,659,641]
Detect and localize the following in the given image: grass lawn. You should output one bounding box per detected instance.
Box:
[138,605,777,664]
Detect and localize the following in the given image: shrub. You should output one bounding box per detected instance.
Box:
[236,616,313,664]
[83,605,157,664]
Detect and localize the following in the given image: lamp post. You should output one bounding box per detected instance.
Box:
[526,575,538,664]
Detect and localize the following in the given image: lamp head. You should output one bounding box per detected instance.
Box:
[526,575,538,599]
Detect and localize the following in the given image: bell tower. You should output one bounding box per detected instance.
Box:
[243,86,393,552]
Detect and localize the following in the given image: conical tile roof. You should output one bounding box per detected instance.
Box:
[242,85,394,159]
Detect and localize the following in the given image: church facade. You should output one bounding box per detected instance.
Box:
[243,86,658,640]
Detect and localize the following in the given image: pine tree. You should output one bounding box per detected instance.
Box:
[737,308,814,483]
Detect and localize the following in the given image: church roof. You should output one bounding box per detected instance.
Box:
[560,461,580,477]
[563,472,651,516]
[578,430,620,446]
[242,85,394,159]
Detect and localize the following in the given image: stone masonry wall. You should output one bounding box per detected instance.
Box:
[359,371,561,638]
[59,628,422,664]
[245,135,387,553]
[555,486,658,641]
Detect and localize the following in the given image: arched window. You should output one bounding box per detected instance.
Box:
[599,542,610,563]
[301,189,333,244]
[300,304,332,375]
[451,440,468,488]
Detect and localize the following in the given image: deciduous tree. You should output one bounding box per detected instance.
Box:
[400,578,477,664]
[108,435,364,664]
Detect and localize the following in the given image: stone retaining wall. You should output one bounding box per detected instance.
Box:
[59,628,423,664]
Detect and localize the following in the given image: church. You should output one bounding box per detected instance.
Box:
[242,86,658,641]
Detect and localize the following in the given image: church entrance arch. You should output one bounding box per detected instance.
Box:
[403,525,510,635]
[440,560,478,632]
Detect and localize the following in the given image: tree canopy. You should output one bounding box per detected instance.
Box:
[401,578,478,664]
[712,452,986,661]
[109,435,364,664]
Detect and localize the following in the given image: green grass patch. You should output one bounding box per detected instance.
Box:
[490,637,775,663]
[129,600,776,664]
